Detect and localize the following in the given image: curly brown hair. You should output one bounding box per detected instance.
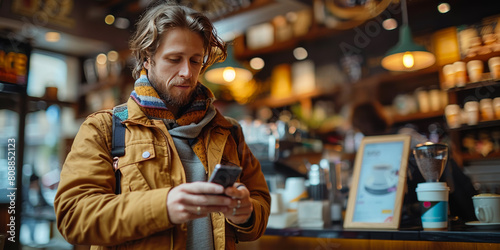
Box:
[129,3,226,79]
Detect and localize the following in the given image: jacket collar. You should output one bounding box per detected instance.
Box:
[124,97,234,130]
[208,109,233,129]
[125,98,155,126]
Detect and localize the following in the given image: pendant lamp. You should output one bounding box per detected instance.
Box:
[204,44,253,84]
[381,0,435,71]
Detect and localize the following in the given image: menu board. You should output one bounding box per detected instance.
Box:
[352,141,405,223]
[344,134,411,229]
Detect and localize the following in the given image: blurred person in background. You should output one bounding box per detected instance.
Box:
[54,3,270,249]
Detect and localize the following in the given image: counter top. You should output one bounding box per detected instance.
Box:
[265,223,500,243]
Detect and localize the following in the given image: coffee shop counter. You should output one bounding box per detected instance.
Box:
[236,224,500,250]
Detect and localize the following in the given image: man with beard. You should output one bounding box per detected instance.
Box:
[54,3,270,250]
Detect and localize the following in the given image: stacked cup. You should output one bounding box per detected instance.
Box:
[442,64,456,89]
[454,61,467,87]
[489,57,500,79]
[464,101,479,125]
[442,62,467,89]
[444,104,461,128]
[467,60,484,82]
[479,99,495,121]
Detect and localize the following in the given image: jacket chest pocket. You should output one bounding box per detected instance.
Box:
[221,135,241,167]
[116,141,171,192]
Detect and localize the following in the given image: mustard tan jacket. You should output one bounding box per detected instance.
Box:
[54,98,271,250]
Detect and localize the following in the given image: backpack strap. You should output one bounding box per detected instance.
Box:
[111,104,128,194]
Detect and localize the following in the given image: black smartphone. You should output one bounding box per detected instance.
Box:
[208,164,242,188]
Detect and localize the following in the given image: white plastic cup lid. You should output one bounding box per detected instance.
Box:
[416,182,450,192]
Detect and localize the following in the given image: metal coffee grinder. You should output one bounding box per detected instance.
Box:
[413,142,451,230]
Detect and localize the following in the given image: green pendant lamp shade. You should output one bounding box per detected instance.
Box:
[381,0,435,72]
[204,45,253,84]
[381,24,436,71]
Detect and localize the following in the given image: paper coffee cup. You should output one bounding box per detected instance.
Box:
[416,182,450,230]
[415,88,430,113]
[464,101,479,125]
[472,193,500,223]
[442,64,455,89]
[493,97,500,119]
[284,177,308,211]
[444,104,461,129]
[489,57,500,79]
[467,60,483,82]
[480,98,495,121]
[453,61,467,86]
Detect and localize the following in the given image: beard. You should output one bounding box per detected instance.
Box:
[147,67,197,108]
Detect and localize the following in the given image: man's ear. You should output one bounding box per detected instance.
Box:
[143,58,150,70]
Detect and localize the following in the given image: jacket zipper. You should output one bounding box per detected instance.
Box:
[204,127,214,175]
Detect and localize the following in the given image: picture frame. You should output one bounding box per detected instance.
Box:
[344,134,411,229]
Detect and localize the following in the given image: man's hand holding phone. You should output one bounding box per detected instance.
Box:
[166,164,253,225]
[208,164,242,189]
[208,164,253,224]
[223,183,254,225]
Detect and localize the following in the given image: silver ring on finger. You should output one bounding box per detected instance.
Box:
[197,206,201,216]
[232,207,237,216]
[237,199,241,209]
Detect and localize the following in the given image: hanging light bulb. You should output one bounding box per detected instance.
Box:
[381,0,435,71]
[402,52,415,68]
[222,67,236,82]
[204,44,253,85]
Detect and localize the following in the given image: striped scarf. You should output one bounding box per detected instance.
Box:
[130,70,214,126]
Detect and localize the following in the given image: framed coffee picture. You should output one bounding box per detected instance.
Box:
[344,134,411,229]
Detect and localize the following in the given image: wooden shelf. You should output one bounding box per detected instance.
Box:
[449,119,500,131]
[462,50,500,63]
[376,65,441,83]
[79,75,123,97]
[462,151,500,162]
[248,64,443,110]
[391,109,444,124]
[26,96,76,113]
[27,96,74,107]
[341,152,356,161]
[447,79,500,92]
[234,24,345,60]
[248,86,341,109]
